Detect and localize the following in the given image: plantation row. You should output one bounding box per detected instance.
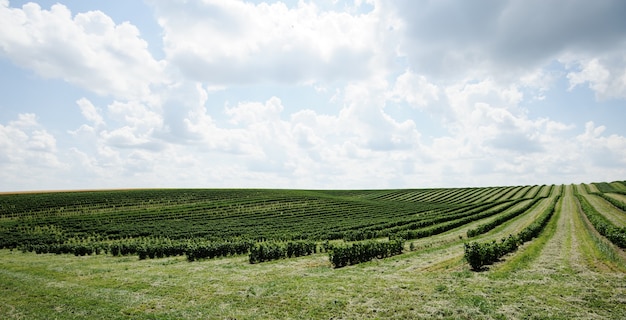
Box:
[0,197,445,247]
[18,236,402,269]
[364,185,542,205]
[462,181,626,270]
[574,186,626,248]
[0,186,547,250]
[2,182,625,270]
[466,196,546,237]
[463,187,563,270]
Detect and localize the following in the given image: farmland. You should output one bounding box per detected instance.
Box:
[1,182,626,319]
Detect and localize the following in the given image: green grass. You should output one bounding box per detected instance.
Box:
[1,184,626,319]
[2,246,625,319]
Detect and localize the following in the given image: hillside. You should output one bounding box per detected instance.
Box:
[1,182,626,319]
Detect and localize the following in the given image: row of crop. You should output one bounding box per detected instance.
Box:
[19,238,257,261]
[389,200,525,240]
[592,192,626,212]
[2,200,417,246]
[2,189,469,245]
[22,242,108,256]
[248,240,319,264]
[367,186,497,204]
[0,189,319,220]
[458,187,499,204]
[463,190,561,270]
[466,197,544,237]
[381,201,509,236]
[430,187,476,203]
[328,239,404,268]
[329,203,476,241]
[0,189,220,216]
[186,240,254,261]
[574,189,626,248]
[592,182,620,194]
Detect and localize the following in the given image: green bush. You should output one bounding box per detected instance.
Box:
[328,239,404,268]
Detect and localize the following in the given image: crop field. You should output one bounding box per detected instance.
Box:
[1,182,626,319]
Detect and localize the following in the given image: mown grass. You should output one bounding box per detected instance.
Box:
[2,243,625,319]
[2,184,626,319]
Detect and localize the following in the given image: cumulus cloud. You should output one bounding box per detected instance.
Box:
[1,0,625,191]
[577,122,626,168]
[0,114,58,162]
[0,113,66,189]
[149,0,392,84]
[76,98,105,127]
[0,1,165,100]
[566,56,626,100]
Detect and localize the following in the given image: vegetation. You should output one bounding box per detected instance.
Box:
[574,185,626,248]
[328,239,404,268]
[464,190,562,270]
[1,182,626,319]
[249,240,317,264]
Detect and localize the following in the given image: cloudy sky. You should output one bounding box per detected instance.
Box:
[1,0,625,191]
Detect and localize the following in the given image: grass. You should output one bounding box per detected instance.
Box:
[2,184,626,319]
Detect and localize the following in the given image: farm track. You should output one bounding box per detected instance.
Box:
[522,185,626,273]
[521,186,587,274]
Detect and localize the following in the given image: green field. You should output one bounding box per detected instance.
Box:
[1,182,626,319]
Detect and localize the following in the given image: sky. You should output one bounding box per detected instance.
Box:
[1,0,625,191]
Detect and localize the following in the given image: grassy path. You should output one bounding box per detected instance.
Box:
[579,191,626,227]
[606,192,626,205]
[583,194,626,227]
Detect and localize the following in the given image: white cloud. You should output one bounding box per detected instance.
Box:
[577,122,626,169]
[226,96,284,125]
[1,1,625,191]
[0,1,165,100]
[76,98,105,127]
[0,114,58,158]
[389,70,440,110]
[149,0,393,84]
[566,56,626,100]
[0,113,66,189]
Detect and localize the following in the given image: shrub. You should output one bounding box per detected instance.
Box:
[328,239,404,268]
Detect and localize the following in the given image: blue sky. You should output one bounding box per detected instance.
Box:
[1,0,625,191]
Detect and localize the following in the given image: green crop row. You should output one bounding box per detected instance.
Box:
[464,188,561,270]
[574,188,626,248]
[592,193,626,212]
[248,240,318,264]
[390,199,526,240]
[466,197,544,237]
[328,239,404,268]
